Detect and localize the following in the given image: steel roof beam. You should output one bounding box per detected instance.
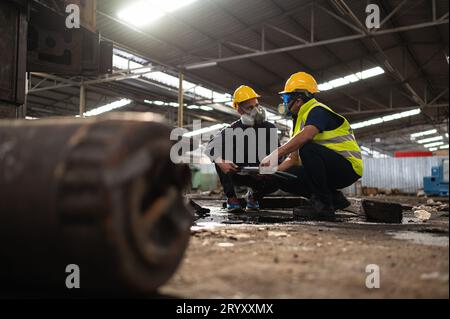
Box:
[181,0,317,57]
[183,19,448,69]
[335,1,426,107]
[265,24,310,45]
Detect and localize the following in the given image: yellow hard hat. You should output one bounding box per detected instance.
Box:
[232,85,261,109]
[279,72,320,94]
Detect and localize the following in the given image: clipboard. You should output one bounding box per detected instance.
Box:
[237,167,298,181]
[239,167,260,174]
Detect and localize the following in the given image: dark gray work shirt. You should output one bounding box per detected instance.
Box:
[205,120,279,167]
[305,107,344,133]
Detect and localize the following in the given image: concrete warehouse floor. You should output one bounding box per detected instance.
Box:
[161,196,449,299]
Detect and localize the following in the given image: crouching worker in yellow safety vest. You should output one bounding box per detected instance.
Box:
[260,72,363,221]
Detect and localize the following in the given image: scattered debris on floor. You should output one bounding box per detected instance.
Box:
[268,231,290,238]
[163,194,449,298]
[189,199,211,221]
[172,194,449,298]
[362,200,403,224]
[414,210,432,221]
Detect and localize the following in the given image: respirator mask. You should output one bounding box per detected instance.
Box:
[240,105,267,126]
[278,93,296,117]
[278,92,313,117]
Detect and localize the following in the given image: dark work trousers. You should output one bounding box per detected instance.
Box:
[215,143,361,203]
[215,165,279,199]
[284,142,361,205]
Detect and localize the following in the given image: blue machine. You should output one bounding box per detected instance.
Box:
[424,159,449,196]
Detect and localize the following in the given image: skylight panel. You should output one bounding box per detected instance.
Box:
[118,0,198,27]
[84,99,132,117]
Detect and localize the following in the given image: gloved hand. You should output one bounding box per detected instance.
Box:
[216,159,240,174]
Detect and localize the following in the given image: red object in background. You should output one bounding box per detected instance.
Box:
[395,151,433,158]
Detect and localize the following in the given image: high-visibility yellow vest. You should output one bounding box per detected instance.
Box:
[293,99,364,177]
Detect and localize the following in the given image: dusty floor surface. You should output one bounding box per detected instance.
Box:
[161,196,449,299]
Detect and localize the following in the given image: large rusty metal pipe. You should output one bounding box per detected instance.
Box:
[0,113,192,296]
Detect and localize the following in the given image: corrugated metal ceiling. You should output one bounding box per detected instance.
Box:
[27,0,449,152]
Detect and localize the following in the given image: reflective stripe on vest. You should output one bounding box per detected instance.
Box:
[314,133,357,145]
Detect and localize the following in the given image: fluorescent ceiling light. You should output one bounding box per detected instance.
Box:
[411,129,438,139]
[200,106,214,111]
[188,105,200,110]
[145,100,166,106]
[418,136,443,144]
[118,0,198,27]
[84,99,132,117]
[184,123,229,138]
[358,67,385,79]
[440,144,449,150]
[344,74,360,83]
[351,108,421,130]
[424,141,445,148]
[429,147,438,152]
[318,67,385,92]
[318,83,333,91]
[328,77,350,88]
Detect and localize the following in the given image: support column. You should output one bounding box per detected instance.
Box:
[19,73,29,119]
[79,83,86,117]
[178,72,184,128]
[22,73,31,119]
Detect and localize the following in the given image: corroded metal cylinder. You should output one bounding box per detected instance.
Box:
[0,114,192,296]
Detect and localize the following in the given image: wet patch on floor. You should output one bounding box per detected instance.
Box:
[386,230,449,247]
[192,199,446,229]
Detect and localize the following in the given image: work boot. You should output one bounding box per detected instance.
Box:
[245,190,260,211]
[293,196,336,221]
[227,197,243,212]
[332,191,351,210]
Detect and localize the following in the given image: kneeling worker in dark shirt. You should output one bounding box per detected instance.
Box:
[260,72,363,220]
[206,85,279,211]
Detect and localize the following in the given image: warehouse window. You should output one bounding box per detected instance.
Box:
[361,146,390,158]
[112,51,233,106]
